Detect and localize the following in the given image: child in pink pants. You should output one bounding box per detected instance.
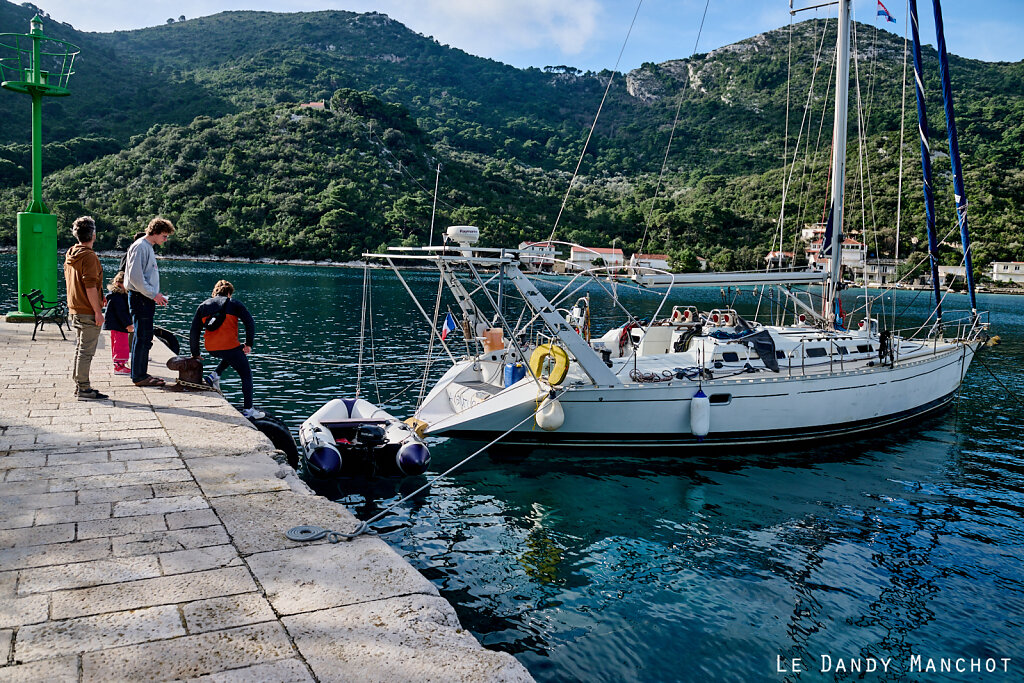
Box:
[103,271,134,375]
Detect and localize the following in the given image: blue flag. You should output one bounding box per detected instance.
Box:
[441,312,457,340]
[877,1,896,23]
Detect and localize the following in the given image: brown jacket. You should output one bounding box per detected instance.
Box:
[64,245,103,315]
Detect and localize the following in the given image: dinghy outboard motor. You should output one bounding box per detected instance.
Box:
[396,441,430,476]
[355,424,387,448]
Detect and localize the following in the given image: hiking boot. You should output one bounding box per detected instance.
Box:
[204,372,220,390]
[241,407,265,420]
[77,388,109,400]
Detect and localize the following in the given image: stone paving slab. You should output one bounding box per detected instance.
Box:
[182,658,313,683]
[18,556,163,594]
[247,541,439,616]
[16,605,185,662]
[283,595,533,683]
[80,623,295,682]
[211,490,363,555]
[0,321,532,681]
[0,655,79,682]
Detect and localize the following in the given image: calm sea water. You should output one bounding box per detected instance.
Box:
[4,254,1021,682]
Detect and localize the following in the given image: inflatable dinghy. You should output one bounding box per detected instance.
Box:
[298,398,430,477]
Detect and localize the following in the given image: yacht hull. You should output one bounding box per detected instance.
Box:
[423,343,977,448]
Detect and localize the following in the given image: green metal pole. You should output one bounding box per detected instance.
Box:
[8,16,59,320]
[29,90,45,213]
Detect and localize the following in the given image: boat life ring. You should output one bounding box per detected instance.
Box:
[529,343,570,386]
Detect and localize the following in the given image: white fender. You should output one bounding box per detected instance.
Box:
[536,395,565,431]
[690,389,710,440]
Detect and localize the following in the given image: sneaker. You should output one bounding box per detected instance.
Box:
[114,364,131,376]
[77,388,109,400]
[204,372,220,390]
[241,407,265,420]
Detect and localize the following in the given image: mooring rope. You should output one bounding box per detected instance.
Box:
[974,354,1022,407]
[249,353,432,369]
[286,387,569,542]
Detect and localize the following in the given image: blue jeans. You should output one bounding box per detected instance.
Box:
[128,291,155,383]
[211,345,254,409]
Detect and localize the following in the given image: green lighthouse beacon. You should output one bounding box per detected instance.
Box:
[0,15,80,321]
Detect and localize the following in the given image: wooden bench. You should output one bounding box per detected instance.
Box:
[22,289,68,341]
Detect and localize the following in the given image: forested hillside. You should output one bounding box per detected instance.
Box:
[0,1,1020,269]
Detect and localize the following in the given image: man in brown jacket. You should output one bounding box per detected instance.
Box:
[64,216,108,400]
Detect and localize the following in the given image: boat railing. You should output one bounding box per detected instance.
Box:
[893,310,988,346]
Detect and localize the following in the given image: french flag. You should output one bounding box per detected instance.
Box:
[441,312,457,340]
[877,0,896,23]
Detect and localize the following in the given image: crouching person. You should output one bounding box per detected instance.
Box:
[189,280,264,419]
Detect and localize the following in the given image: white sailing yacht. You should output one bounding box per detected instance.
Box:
[363,0,989,448]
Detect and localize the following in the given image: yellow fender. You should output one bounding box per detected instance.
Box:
[529,344,570,386]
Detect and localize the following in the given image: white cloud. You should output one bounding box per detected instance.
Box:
[348,0,602,58]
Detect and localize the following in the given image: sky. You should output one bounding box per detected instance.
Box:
[15,0,1024,72]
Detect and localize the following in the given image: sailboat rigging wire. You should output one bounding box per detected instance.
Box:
[368,271,382,405]
[417,270,447,409]
[792,31,836,260]
[764,12,795,323]
[521,261,653,335]
[548,0,644,243]
[428,164,440,247]
[465,262,544,386]
[894,2,910,331]
[636,0,712,257]
[363,121,458,211]
[385,257,457,364]
[850,19,887,323]
[356,264,369,398]
[758,15,833,322]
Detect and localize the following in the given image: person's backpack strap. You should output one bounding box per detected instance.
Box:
[203,299,228,331]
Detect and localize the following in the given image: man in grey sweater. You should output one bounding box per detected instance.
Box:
[125,217,175,386]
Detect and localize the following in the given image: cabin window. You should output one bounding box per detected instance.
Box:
[836,346,849,355]
[775,350,787,359]
[722,351,740,363]
[709,393,731,405]
[805,347,828,358]
[856,344,872,353]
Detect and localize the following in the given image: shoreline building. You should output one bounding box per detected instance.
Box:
[517,241,561,273]
[568,245,624,272]
[991,261,1024,284]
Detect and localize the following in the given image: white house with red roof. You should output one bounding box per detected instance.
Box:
[764,251,796,268]
[630,252,670,270]
[805,237,866,272]
[517,241,561,272]
[569,245,624,271]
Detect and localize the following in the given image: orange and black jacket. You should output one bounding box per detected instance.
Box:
[189,296,255,357]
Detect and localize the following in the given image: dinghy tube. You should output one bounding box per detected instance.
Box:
[299,398,430,477]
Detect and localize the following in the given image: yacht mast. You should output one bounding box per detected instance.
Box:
[825,0,851,328]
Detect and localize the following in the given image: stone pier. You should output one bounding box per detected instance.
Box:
[0,321,532,682]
